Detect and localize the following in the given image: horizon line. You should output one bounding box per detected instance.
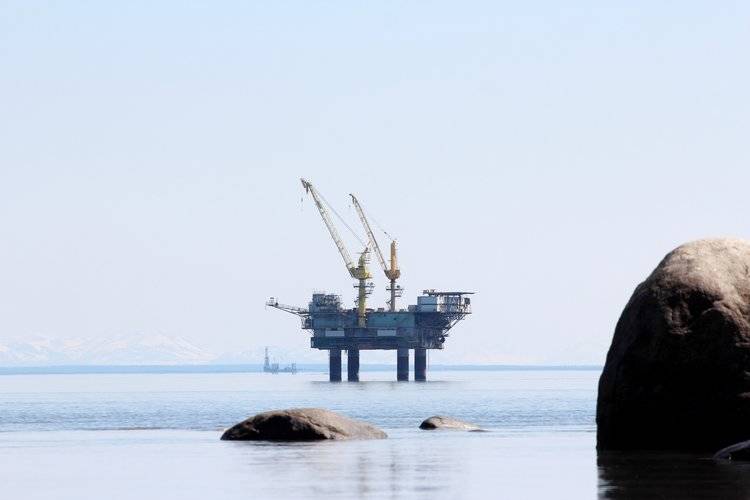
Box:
[0,363,602,375]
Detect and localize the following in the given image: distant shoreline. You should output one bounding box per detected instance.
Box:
[0,364,602,375]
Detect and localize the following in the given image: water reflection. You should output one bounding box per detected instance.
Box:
[598,451,750,499]
[226,433,469,498]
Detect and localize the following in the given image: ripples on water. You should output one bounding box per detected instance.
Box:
[1,370,748,499]
[0,371,594,432]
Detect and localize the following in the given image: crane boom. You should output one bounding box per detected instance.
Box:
[301,178,356,277]
[350,194,388,275]
[266,297,308,317]
[349,193,401,311]
[301,179,372,326]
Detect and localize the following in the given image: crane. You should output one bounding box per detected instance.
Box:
[350,194,402,312]
[265,297,308,317]
[266,297,310,329]
[301,178,372,327]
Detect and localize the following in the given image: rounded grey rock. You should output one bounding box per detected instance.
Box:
[419,415,481,431]
[221,408,387,441]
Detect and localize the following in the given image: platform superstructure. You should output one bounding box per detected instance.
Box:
[266,179,473,382]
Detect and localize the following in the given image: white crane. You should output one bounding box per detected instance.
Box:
[301,179,372,327]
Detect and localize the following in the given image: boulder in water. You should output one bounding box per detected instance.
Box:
[221,408,387,441]
[419,416,481,431]
[598,238,750,451]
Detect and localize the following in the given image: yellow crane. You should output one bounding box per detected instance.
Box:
[350,194,401,312]
[301,178,372,327]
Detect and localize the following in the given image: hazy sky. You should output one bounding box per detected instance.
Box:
[1,1,748,364]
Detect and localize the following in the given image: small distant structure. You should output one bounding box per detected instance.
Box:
[262,347,298,374]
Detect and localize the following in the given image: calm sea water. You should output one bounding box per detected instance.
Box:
[1,370,748,499]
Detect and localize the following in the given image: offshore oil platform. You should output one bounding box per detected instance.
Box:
[266,179,472,382]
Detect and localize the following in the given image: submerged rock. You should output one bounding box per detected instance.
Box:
[419,416,481,431]
[714,440,750,461]
[598,238,750,451]
[221,408,387,441]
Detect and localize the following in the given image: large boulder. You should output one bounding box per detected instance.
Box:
[419,416,481,431]
[598,239,750,451]
[221,408,387,441]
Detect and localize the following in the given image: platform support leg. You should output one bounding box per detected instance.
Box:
[397,348,409,381]
[415,348,427,381]
[347,349,360,382]
[329,349,342,382]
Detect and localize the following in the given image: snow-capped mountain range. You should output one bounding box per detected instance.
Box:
[0,334,329,366]
[0,334,218,366]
